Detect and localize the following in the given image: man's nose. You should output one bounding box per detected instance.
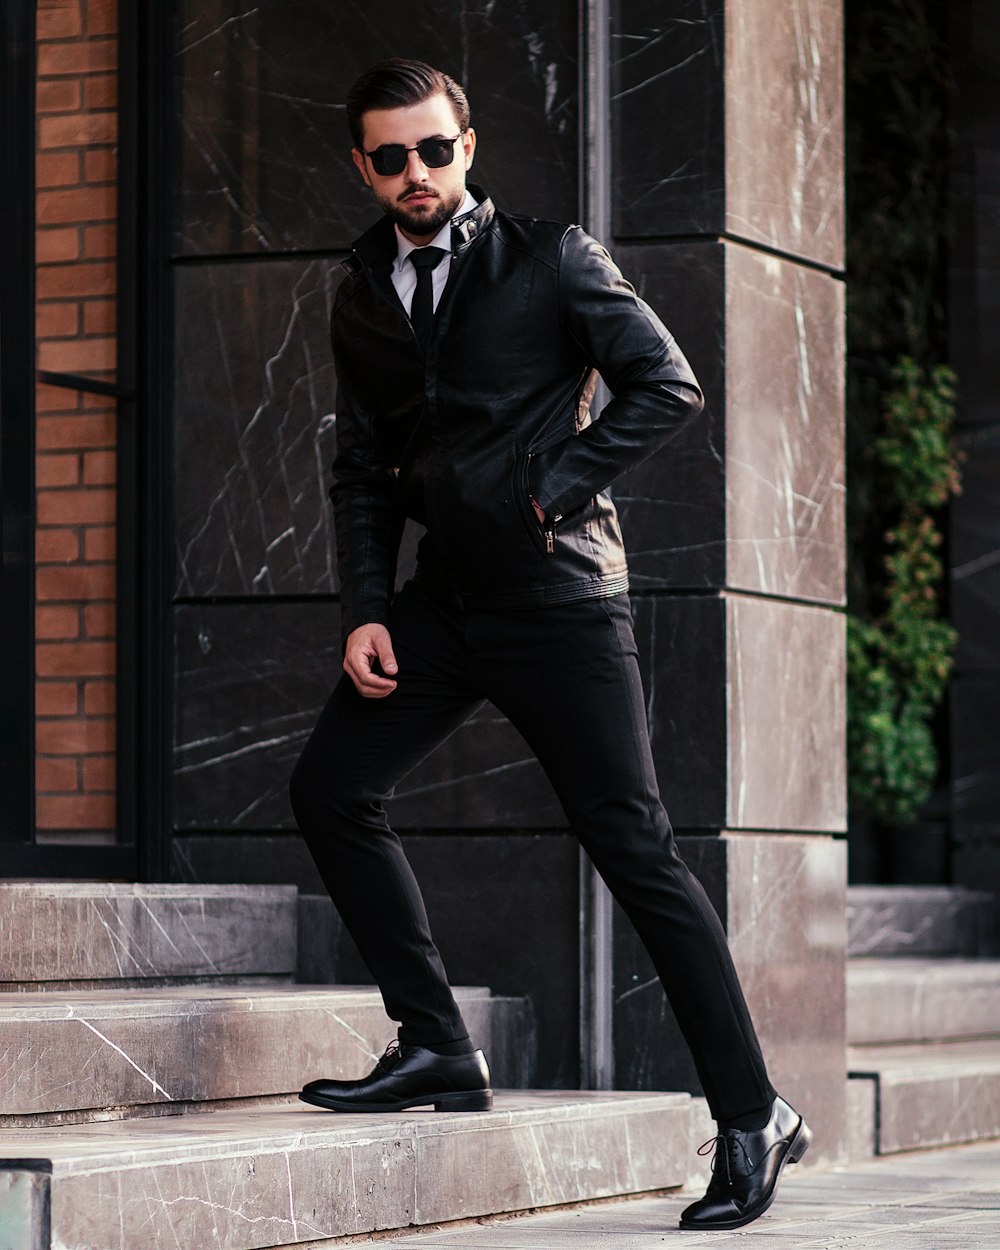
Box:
[405,148,430,181]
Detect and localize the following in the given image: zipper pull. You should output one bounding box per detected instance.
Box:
[544,524,555,554]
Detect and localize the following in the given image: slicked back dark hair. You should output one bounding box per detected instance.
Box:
[346,58,471,150]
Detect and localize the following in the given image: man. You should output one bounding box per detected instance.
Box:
[289,58,810,1231]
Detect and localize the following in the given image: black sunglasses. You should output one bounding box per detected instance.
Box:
[363,134,462,178]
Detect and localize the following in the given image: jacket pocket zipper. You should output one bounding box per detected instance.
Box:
[525,451,559,555]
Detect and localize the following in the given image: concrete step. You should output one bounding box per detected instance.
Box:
[848,1039,1000,1153]
[847,885,997,958]
[0,1092,698,1250]
[0,985,533,1123]
[848,958,1000,1044]
[0,883,298,986]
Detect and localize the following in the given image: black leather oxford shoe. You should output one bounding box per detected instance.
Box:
[679,1095,811,1231]
[299,1040,493,1113]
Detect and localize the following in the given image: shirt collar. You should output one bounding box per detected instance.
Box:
[394,189,479,268]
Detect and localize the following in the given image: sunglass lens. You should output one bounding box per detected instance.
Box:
[371,145,406,176]
[417,138,456,168]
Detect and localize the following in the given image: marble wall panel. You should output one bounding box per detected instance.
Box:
[614,242,726,591]
[175,0,579,256]
[612,0,843,271]
[174,602,566,832]
[613,832,847,1165]
[725,246,845,605]
[630,595,728,829]
[726,594,846,833]
[724,0,843,268]
[173,259,340,598]
[612,0,725,238]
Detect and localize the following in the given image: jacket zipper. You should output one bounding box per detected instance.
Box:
[526,451,559,555]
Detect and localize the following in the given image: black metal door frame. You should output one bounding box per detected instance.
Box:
[0,2,173,879]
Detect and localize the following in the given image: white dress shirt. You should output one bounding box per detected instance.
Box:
[391,189,479,317]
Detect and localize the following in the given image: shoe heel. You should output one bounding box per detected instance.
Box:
[433,1089,493,1112]
[787,1117,812,1164]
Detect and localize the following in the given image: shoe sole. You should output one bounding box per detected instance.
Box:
[678,1115,813,1232]
[298,1087,493,1113]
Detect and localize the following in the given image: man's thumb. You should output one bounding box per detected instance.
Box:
[377,634,398,675]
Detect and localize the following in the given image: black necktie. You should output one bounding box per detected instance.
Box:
[408,246,446,351]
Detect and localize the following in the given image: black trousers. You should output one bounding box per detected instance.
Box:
[289,579,775,1121]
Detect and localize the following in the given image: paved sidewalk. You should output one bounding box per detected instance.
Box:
[373,1139,1000,1248]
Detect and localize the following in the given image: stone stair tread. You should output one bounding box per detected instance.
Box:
[1,1092,698,1250]
[0,882,299,983]
[848,1037,1000,1079]
[848,1038,1000,1153]
[0,984,517,1122]
[847,959,1000,1044]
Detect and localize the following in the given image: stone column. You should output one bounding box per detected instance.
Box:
[609,1,847,1164]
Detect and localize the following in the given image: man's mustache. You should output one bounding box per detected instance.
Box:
[399,186,439,203]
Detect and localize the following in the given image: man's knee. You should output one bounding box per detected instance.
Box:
[288,746,365,829]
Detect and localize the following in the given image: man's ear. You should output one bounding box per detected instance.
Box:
[462,127,477,171]
[351,147,371,187]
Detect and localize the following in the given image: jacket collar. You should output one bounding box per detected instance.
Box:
[344,184,495,278]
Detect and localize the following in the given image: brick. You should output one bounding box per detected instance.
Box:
[36,151,81,187]
[35,681,80,717]
[36,385,85,414]
[83,526,115,561]
[86,0,117,37]
[36,79,81,113]
[36,641,115,681]
[35,756,80,792]
[36,1,82,40]
[37,487,116,527]
[35,298,80,336]
[37,40,116,77]
[83,601,115,636]
[83,223,116,259]
[36,225,81,264]
[83,73,117,110]
[84,148,116,183]
[84,679,115,715]
[35,262,115,300]
[83,449,116,485]
[37,335,116,374]
[37,413,115,448]
[36,527,81,562]
[35,562,115,603]
[39,111,117,150]
[37,187,115,226]
[82,297,115,335]
[36,604,81,640]
[82,755,116,791]
[36,793,115,830]
[36,452,81,488]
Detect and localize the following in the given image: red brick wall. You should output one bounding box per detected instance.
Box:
[34,0,119,842]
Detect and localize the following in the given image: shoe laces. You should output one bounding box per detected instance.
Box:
[697,1132,754,1185]
[374,1040,405,1073]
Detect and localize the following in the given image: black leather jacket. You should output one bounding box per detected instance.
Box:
[330,186,704,643]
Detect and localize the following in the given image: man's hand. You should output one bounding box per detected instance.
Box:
[344,623,399,698]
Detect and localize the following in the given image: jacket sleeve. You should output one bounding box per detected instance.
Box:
[529,226,704,520]
[329,303,399,648]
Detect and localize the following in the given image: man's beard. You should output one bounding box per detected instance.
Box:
[385,185,462,238]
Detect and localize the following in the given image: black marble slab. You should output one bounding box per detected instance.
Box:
[174,0,580,256]
[173,258,340,598]
[613,831,847,1165]
[951,673,1000,826]
[612,0,843,271]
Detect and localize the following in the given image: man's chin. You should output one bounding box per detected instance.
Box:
[390,198,454,239]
